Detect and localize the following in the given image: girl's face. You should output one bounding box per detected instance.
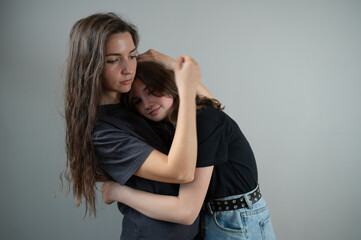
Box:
[102,32,137,101]
[131,78,174,122]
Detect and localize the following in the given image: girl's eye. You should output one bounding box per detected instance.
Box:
[152,91,163,97]
[130,54,137,60]
[131,98,141,105]
[144,89,151,95]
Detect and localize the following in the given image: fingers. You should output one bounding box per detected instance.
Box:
[175,56,184,70]
[138,49,198,71]
[136,53,149,63]
[138,49,178,70]
[175,55,198,70]
[100,182,107,192]
[137,49,163,62]
[101,181,115,205]
[136,49,154,62]
[179,55,195,63]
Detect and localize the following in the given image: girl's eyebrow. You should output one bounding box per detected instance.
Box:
[105,48,137,57]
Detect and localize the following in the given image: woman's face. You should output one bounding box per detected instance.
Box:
[131,78,174,122]
[101,32,137,101]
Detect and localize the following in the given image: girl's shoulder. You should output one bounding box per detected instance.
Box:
[197,106,226,123]
[196,107,227,142]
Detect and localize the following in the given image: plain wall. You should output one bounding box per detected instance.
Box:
[1,0,360,239]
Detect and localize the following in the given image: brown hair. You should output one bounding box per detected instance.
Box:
[62,12,139,217]
[123,61,224,135]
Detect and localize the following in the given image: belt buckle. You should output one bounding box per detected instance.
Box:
[244,194,253,209]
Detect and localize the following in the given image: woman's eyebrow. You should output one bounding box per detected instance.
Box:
[105,48,137,57]
[105,53,121,57]
[130,48,137,54]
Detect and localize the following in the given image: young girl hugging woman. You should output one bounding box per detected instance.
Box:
[101,61,277,240]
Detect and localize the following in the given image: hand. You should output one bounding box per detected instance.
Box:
[101,181,121,205]
[137,49,177,70]
[174,55,201,95]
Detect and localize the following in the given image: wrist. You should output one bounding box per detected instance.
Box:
[113,184,124,202]
[178,88,197,100]
[195,82,203,94]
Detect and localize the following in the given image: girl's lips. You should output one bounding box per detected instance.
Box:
[149,107,160,116]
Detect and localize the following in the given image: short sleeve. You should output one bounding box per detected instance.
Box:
[196,109,228,167]
[93,125,154,185]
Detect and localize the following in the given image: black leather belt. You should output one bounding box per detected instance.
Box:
[209,187,262,212]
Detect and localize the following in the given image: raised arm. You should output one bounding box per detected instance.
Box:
[134,56,200,183]
[102,166,213,225]
[138,49,214,99]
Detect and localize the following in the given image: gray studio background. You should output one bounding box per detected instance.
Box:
[1,0,360,239]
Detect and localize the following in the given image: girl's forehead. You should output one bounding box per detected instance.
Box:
[132,78,146,94]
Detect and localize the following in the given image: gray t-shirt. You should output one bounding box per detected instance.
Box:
[93,103,199,240]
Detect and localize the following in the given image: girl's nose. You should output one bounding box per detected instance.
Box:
[143,98,154,110]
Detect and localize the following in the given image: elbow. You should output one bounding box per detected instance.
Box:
[175,173,194,184]
[182,216,198,226]
[167,165,195,183]
[173,167,195,183]
[179,209,199,225]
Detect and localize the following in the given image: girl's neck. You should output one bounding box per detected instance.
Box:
[165,115,176,127]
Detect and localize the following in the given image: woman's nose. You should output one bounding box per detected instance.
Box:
[121,60,133,74]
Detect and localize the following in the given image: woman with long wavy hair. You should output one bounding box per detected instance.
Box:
[62,12,209,240]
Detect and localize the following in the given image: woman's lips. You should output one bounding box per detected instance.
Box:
[149,107,160,116]
[121,79,133,85]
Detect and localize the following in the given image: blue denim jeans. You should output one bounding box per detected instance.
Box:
[202,188,276,240]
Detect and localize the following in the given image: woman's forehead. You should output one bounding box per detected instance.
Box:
[105,32,135,55]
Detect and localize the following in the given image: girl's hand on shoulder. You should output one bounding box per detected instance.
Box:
[137,49,177,70]
[101,181,122,205]
[174,55,201,95]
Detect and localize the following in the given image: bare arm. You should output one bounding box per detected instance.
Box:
[134,56,200,183]
[102,166,213,225]
[196,82,214,99]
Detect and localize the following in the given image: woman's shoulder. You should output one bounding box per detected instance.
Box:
[95,104,152,136]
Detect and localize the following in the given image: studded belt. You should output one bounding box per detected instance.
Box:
[208,187,262,212]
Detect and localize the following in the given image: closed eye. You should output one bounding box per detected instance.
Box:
[106,59,119,64]
[131,98,141,105]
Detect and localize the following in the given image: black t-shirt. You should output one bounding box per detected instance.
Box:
[92,103,199,240]
[195,107,258,202]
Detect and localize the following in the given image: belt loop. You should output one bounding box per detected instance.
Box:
[244,194,253,209]
[207,202,214,215]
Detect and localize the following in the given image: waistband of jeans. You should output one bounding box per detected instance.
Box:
[207,186,261,212]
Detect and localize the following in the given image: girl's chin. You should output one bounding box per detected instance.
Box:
[151,118,163,122]
[147,116,166,122]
